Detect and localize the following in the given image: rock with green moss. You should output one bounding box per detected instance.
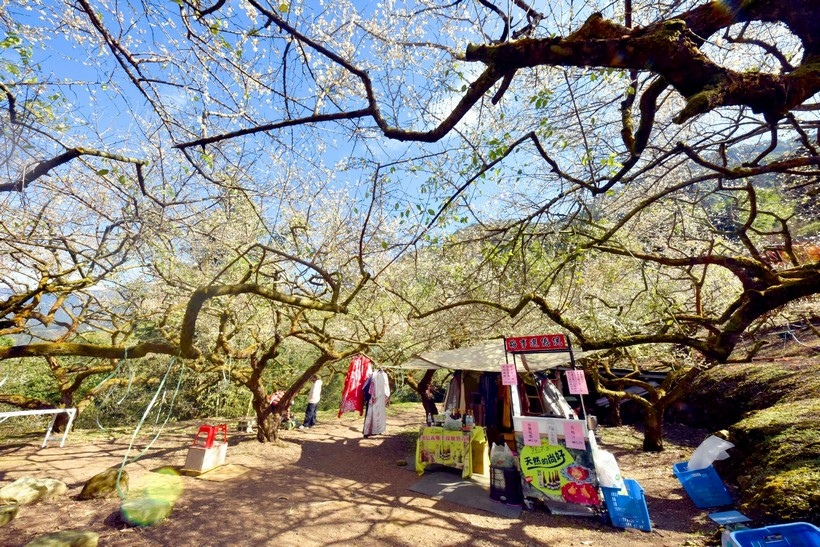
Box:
[684,362,807,429]
[24,530,99,547]
[78,468,128,500]
[120,497,173,527]
[0,478,67,505]
[0,503,19,527]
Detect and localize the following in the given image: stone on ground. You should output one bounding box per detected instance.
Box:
[120,497,173,526]
[0,478,67,505]
[78,468,128,500]
[24,530,99,547]
[0,503,19,527]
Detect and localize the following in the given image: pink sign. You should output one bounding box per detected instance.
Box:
[564,421,586,450]
[500,363,517,385]
[521,419,541,446]
[565,369,589,394]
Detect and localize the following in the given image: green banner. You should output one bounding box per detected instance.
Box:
[519,438,600,506]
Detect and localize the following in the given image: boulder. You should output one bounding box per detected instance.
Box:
[0,478,67,505]
[78,468,128,500]
[24,530,99,547]
[120,497,172,527]
[0,503,19,527]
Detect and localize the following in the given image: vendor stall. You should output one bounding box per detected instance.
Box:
[504,334,601,515]
[401,335,648,528]
[415,425,488,478]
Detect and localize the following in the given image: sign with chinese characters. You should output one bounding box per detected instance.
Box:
[500,363,517,386]
[565,369,589,394]
[564,421,587,450]
[547,423,559,446]
[505,334,569,353]
[416,426,469,469]
[521,419,541,446]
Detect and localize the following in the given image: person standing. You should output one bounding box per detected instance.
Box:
[299,374,323,430]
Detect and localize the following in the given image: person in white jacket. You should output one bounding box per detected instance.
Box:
[299,375,323,429]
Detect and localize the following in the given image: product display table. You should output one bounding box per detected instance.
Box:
[415,425,488,478]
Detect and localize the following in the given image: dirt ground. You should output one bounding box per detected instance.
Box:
[0,405,721,546]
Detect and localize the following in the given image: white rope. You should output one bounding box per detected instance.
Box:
[116,357,186,499]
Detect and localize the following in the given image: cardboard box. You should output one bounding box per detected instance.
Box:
[183,441,227,473]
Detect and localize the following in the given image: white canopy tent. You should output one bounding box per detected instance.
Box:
[396,341,591,372]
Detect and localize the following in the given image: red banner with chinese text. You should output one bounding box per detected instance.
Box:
[505,334,569,353]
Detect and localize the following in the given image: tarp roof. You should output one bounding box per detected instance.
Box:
[396,341,589,372]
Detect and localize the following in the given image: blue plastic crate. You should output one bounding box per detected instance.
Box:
[673,462,733,508]
[602,478,652,532]
[728,522,820,547]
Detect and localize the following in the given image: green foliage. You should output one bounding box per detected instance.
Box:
[529,88,553,109]
[0,358,60,405]
[1,29,34,73]
[77,358,187,428]
[390,383,421,404]
[183,371,250,419]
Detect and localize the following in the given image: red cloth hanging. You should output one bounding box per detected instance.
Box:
[338,355,373,417]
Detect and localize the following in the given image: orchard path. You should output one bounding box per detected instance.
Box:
[0,405,716,546]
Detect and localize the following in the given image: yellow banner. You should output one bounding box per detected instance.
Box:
[415,426,486,478]
[417,426,469,468]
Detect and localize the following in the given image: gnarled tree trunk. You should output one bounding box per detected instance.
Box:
[405,369,439,418]
[642,406,664,452]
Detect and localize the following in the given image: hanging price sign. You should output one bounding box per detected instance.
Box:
[565,369,589,394]
[564,421,587,450]
[547,423,559,446]
[501,363,517,385]
[521,419,541,446]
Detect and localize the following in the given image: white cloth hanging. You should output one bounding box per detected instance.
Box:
[363,370,390,437]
